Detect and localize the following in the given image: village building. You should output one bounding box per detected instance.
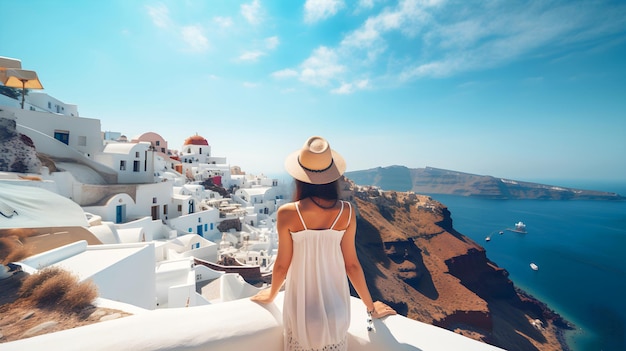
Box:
[0,57,504,351]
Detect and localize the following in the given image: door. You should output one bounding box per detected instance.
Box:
[197,224,203,237]
[116,205,125,223]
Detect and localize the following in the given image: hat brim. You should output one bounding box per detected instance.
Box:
[285,149,346,185]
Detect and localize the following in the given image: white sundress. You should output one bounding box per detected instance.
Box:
[283,200,352,351]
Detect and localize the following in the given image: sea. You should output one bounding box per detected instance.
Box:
[425,180,626,351]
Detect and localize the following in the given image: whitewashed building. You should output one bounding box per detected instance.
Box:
[94,142,156,184]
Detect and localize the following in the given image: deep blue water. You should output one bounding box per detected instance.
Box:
[426,185,626,351]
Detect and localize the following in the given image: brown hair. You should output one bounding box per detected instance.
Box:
[294,179,339,201]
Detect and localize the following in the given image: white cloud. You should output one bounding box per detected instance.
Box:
[299,46,346,86]
[145,4,211,53]
[181,25,209,52]
[146,3,172,28]
[265,36,280,50]
[341,0,434,52]
[331,79,369,94]
[400,61,451,80]
[243,82,259,88]
[213,16,233,28]
[331,83,353,94]
[304,0,345,24]
[241,0,262,25]
[271,69,299,79]
[289,0,626,92]
[357,0,375,11]
[239,51,265,62]
[355,79,369,89]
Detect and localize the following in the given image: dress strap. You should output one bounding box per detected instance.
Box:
[330,201,345,230]
[294,202,307,230]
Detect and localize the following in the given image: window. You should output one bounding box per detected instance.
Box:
[78,136,87,146]
[156,141,160,146]
[178,204,182,212]
[53,130,69,145]
[135,152,140,158]
[152,197,157,204]
[120,160,126,171]
[133,160,140,172]
[48,102,51,109]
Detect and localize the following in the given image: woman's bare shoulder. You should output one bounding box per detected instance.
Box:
[278,202,297,212]
[277,202,298,218]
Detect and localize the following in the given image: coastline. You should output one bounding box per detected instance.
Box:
[514,287,575,351]
[429,193,626,351]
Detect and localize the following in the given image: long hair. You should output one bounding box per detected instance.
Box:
[293,179,339,201]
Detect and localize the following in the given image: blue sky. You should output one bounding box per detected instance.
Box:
[1,0,625,183]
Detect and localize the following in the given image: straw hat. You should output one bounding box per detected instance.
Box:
[285,136,346,184]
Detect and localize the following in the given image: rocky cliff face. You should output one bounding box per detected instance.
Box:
[0,116,41,174]
[347,181,571,351]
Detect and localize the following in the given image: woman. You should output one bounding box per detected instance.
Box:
[251,136,396,350]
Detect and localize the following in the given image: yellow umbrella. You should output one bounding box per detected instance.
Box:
[0,68,44,109]
[0,56,22,69]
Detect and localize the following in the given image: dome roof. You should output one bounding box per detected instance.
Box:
[184,134,209,146]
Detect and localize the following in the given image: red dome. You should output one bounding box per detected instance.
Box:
[183,134,209,146]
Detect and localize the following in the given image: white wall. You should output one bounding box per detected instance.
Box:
[85,243,156,310]
[6,106,103,158]
[0,293,506,351]
[95,142,156,184]
[168,207,220,238]
[82,192,135,223]
[133,182,172,221]
[26,92,79,117]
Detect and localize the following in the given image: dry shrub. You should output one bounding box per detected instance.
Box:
[18,267,62,299]
[62,280,98,311]
[0,236,32,264]
[0,228,37,240]
[19,267,98,312]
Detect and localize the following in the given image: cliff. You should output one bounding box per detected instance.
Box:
[0,116,42,173]
[348,181,572,351]
[346,165,624,200]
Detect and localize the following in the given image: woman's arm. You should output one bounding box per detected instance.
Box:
[250,204,294,303]
[341,205,396,319]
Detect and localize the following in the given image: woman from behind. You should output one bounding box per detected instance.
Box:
[251,136,396,350]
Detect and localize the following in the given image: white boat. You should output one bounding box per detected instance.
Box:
[506,221,527,233]
[530,263,539,271]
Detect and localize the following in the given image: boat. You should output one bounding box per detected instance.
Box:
[530,263,539,271]
[485,237,491,242]
[506,221,527,233]
[499,231,504,235]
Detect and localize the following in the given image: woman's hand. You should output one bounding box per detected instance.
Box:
[371,301,397,319]
[250,288,275,304]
